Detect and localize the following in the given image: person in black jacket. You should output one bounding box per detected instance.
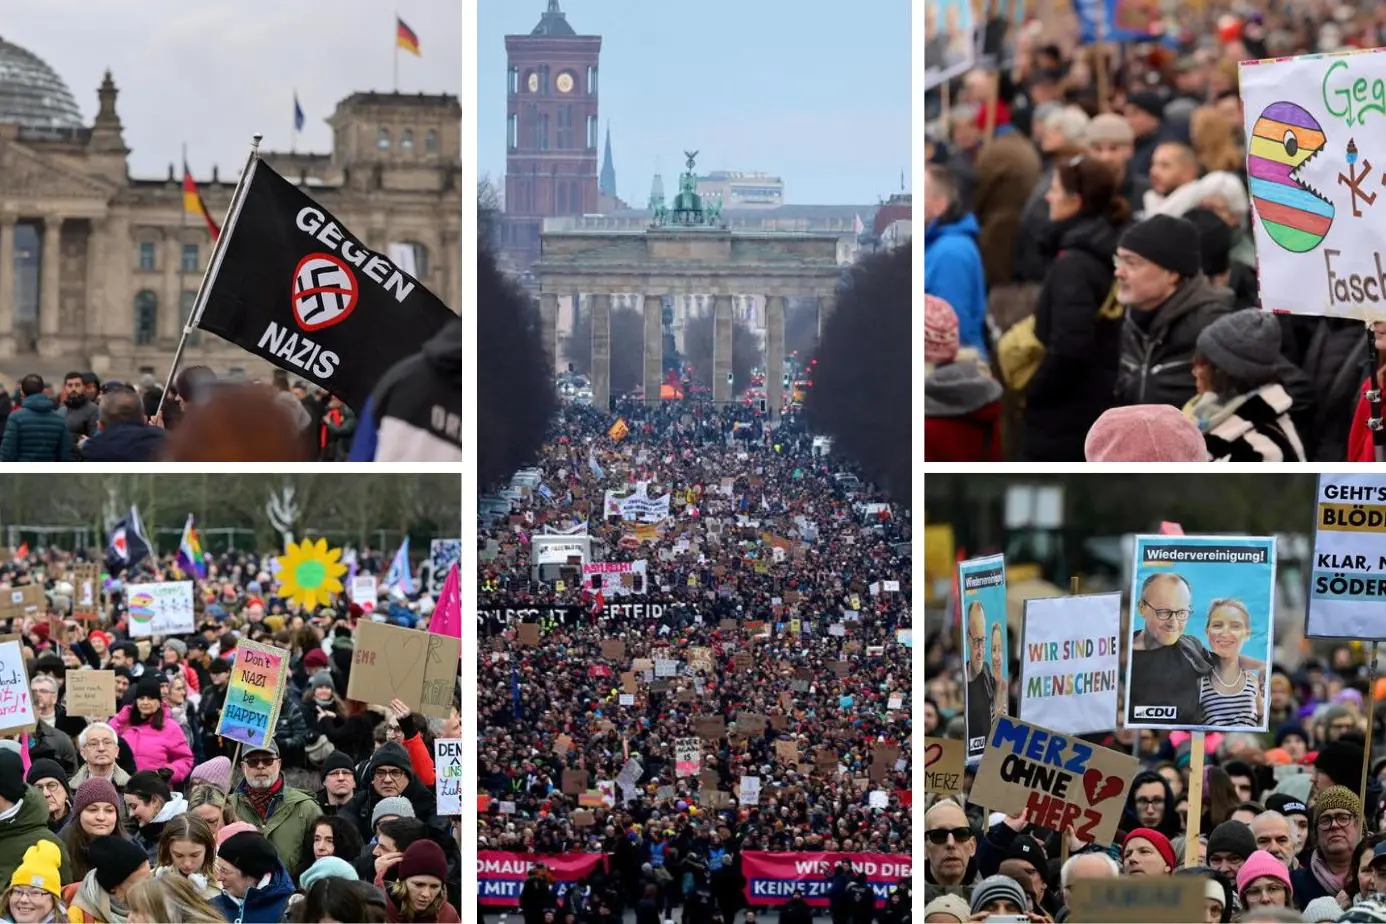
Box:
[79,388,166,462]
[341,742,437,842]
[1113,214,1233,408]
[1021,155,1131,461]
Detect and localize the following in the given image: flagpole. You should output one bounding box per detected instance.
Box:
[179,143,188,345]
[393,12,400,92]
[291,98,296,154]
[156,133,263,424]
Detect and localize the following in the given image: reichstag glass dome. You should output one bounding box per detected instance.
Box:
[0,37,83,130]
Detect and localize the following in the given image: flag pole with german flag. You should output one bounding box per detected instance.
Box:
[395,13,421,91]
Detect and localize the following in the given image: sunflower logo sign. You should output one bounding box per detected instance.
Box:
[276,539,347,611]
[124,582,195,638]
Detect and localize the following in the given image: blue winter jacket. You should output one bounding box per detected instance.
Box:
[211,862,295,923]
[924,211,989,358]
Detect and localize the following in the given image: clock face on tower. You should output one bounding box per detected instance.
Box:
[527,72,539,92]
[556,72,574,94]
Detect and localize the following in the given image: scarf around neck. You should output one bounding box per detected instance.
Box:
[1311,847,1348,896]
[75,869,128,924]
[240,775,285,820]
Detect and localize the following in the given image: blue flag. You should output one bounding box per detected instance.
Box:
[293,93,305,132]
[511,665,522,718]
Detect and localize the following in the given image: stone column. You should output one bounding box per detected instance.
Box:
[0,217,14,358]
[37,219,62,354]
[712,293,734,405]
[765,294,785,422]
[161,233,182,343]
[818,291,837,340]
[643,294,662,406]
[539,292,558,375]
[590,292,611,412]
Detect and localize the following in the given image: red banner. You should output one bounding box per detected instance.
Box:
[741,851,911,907]
[477,852,607,906]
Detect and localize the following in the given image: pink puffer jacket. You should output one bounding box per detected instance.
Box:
[108,704,195,784]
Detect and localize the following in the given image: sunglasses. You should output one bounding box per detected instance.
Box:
[926,827,974,845]
[243,756,277,769]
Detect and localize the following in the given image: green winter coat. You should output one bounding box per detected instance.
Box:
[227,784,322,875]
[0,786,72,888]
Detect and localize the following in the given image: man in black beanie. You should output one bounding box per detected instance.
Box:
[0,749,71,888]
[79,835,149,911]
[1114,214,1233,408]
[316,750,358,815]
[1207,819,1256,880]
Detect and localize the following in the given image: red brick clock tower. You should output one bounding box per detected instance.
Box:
[502,1,602,271]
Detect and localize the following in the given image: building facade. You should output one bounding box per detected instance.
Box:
[501,1,602,272]
[696,171,784,209]
[0,38,460,382]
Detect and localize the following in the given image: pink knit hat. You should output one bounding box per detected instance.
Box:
[1236,849,1293,902]
[924,295,960,365]
[216,821,259,850]
[1084,405,1209,462]
[189,757,232,794]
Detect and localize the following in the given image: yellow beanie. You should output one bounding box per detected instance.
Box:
[264,615,286,633]
[10,841,61,898]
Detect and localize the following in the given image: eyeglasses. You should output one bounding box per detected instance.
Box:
[1244,882,1287,900]
[374,768,406,780]
[926,827,974,845]
[1135,797,1166,808]
[83,739,115,750]
[968,635,985,647]
[243,756,278,769]
[10,887,46,901]
[1140,599,1191,623]
[1318,812,1357,830]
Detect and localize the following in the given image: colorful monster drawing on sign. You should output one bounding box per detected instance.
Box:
[1249,101,1335,252]
[128,591,156,626]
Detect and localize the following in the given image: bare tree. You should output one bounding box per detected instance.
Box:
[479,175,503,252]
[562,306,645,394]
[682,312,760,395]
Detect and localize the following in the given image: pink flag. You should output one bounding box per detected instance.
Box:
[1158,521,1184,535]
[428,562,460,640]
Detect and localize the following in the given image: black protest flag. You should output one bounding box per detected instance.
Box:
[105,506,151,576]
[194,158,455,411]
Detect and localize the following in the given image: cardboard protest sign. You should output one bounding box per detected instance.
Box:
[216,640,290,749]
[125,581,196,637]
[572,810,595,826]
[420,632,460,720]
[517,623,540,646]
[65,670,115,719]
[1067,877,1208,923]
[601,639,625,661]
[554,734,572,758]
[0,585,44,621]
[562,769,588,795]
[775,738,799,762]
[1308,474,1386,637]
[924,736,965,796]
[346,621,434,713]
[0,638,33,733]
[1125,535,1276,732]
[959,554,1007,762]
[694,715,726,739]
[435,739,462,815]
[1020,593,1122,735]
[621,671,638,694]
[71,563,101,621]
[971,716,1138,846]
[733,651,752,671]
[737,712,767,735]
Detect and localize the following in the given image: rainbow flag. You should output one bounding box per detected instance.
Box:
[177,514,207,580]
[182,163,220,240]
[396,17,420,56]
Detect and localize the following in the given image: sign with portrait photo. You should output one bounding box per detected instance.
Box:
[959,554,1008,762]
[1125,535,1276,732]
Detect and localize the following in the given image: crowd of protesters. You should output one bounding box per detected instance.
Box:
[478,399,910,924]
[923,6,1386,463]
[0,545,461,923]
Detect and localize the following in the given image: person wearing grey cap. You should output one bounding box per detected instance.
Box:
[1185,309,1307,462]
[969,873,1030,917]
[1086,113,1149,211]
[1114,214,1233,408]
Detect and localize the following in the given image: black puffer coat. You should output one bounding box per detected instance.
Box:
[1115,274,1233,408]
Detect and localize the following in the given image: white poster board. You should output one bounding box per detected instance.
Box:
[1019,593,1122,735]
[125,582,195,638]
[1308,474,1386,638]
[434,738,462,816]
[0,639,34,732]
[350,575,378,612]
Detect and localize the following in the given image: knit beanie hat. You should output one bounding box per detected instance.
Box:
[88,835,149,892]
[371,796,416,829]
[189,756,232,794]
[1274,723,1308,748]
[1125,828,1177,871]
[0,751,27,805]
[1265,793,1309,821]
[303,648,330,671]
[923,894,971,923]
[1195,309,1282,387]
[1184,207,1233,278]
[924,295,960,365]
[1085,405,1209,462]
[24,759,68,796]
[1313,785,1363,826]
[218,831,279,881]
[162,638,187,659]
[1208,820,1256,861]
[320,750,356,781]
[1127,90,1165,120]
[308,670,335,691]
[215,821,259,849]
[1316,743,1366,789]
[1119,215,1202,278]
[71,778,120,819]
[1303,894,1347,921]
[299,855,359,891]
[9,841,61,898]
[397,839,448,883]
[1272,771,1313,804]
[1236,849,1293,902]
[133,674,164,701]
[969,874,1029,914]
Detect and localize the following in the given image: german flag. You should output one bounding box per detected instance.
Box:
[396,16,420,56]
[182,164,220,240]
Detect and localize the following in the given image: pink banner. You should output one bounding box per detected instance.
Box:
[741,851,911,907]
[428,562,460,639]
[477,851,607,906]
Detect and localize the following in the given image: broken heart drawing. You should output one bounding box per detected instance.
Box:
[1082,768,1124,805]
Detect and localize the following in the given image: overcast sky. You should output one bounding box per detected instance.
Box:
[479,0,911,206]
[5,0,461,179]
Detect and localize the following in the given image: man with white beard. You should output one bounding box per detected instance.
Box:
[224,739,321,874]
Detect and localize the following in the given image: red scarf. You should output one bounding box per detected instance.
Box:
[241,775,284,821]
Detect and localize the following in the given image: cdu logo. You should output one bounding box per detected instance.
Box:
[291,253,358,332]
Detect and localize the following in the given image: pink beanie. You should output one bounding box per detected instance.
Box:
[189,756,232,794]
[1236,849,1292,902]
[216,821,258,850]
[924,295,960,365]
[1084,405,1209,462]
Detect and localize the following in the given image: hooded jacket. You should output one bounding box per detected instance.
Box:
[210,861,296,923]
[925,212,989,358]
[349,317,461,462]
[1116,274,1233,408]
[1119,770,1181,841]
[0,394,73,463]
[343,742,439,841]
[924,362,1003,462]
[0,788,72,891]
[134,792,188,860]
[107,704,194,785]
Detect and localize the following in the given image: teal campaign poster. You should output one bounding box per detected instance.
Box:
[1125,535,1276,732]
[959,553,1008,761]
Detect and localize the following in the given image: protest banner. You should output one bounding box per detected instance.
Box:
[0,639,34,733]
[65,670,115,719]
[0,585,44,622]
[346,621,436,713]
[216,640,290,750]
[1308,474,1386,637]
[602,483,671,522]
[435,738,462,815]
[71,563,101,621]
[478,852,608,905]
[741,852,910,907]
[1067,876,1208,923]
[124,582,196,638]
[959,554,1007,761]
[971,716,1138,846]
[349,575,378,612]
[582,560,648,596]
[1125,534,1276,731]
[675,738,701,777]
[1020,593,1121,735]
[561,769,588,795]
[1239,50,1386,323]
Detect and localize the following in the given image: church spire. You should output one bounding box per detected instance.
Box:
[599,123,617,199]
